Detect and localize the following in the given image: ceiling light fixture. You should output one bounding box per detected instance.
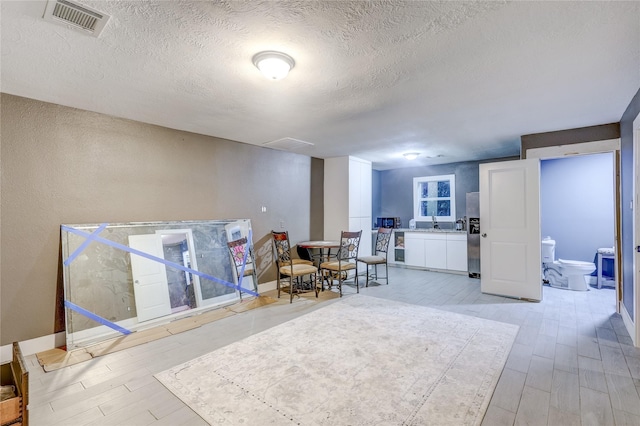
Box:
[252,51,295,80]
[403,152,419,160]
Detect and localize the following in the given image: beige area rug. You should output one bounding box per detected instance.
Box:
[155,295,519,425]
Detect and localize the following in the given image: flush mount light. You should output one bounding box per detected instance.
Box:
[252,51,295,80]
[403,152,419,160]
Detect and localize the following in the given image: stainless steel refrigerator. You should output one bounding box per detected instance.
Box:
[466,192,480,278]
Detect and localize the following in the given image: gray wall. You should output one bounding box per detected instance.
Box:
[372,170,382,221]
[0,93,314,345]
[620,87,640,317]
[540,153,615,264]
[375,158,517,229]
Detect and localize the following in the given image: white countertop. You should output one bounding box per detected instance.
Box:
[372,228,466,234]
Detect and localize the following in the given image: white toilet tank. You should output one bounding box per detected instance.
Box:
[541,237,555,263]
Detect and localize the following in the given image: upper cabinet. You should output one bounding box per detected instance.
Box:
[348,157,372,218]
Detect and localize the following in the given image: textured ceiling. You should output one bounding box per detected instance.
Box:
[2,1,639,170]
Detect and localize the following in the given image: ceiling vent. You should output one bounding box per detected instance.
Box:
[262,137,314,151]
[43,0,110,37]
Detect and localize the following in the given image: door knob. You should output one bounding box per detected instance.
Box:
[481,233,487,238]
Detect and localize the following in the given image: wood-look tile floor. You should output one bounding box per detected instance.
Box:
[25,267,640,425]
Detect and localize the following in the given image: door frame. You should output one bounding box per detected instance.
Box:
[155,229,203,307]
[633,112,640,345]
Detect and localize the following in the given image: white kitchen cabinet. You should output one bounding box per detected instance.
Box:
[400,231,467,273]
[349,217,372,267]
[424,234,447,270]
[404,233,426,267]
[446,234,468,272]
[325,156,372,266]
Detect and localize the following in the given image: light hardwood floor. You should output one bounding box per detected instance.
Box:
[25,267,640,425]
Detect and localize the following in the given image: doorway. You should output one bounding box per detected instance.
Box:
[155,229,204,311]
[480,141,622,311]
[159,232,197,313]
[540,152,617,307]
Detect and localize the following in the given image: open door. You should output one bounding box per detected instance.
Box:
[480,158,542,301]
[128,234,172,322]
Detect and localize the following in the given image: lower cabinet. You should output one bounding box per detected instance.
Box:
[423,234,447,270]
[445,234,468,272]
[403,232,467,272]
[404,233,426,267]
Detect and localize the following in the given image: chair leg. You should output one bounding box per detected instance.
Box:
[276,276,281,299]
[365,264,370,288]
[290,277,295,303]
[385,262,389,285]
[355,270,359,293]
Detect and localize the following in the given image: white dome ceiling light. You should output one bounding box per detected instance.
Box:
[403,152,419,160]
[252,51,295,80]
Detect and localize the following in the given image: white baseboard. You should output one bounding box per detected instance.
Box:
[1,332,66,364]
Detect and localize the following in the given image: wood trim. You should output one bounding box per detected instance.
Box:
[521,123,620,159]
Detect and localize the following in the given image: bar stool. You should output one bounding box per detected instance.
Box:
[597,247,615,289]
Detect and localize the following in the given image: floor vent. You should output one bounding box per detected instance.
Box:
[262,137,314,151]
[43,0,110,37]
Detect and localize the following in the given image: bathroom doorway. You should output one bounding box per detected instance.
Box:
[156,229,203,311]
[541,152,616,291]
[528,140,622,317]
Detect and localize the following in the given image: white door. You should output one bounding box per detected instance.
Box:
[129,234,172,322]
[634,115,640,345]
[480,158,542,301]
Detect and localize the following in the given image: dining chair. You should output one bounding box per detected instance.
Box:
[271,231,319,303]
[226,236,258,300]
[320,230,362,297]
[357,228,392,287]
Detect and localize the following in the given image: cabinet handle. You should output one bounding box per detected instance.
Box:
[481,233,487,238]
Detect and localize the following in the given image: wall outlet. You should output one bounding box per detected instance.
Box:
[280,220,285,229]
[261,206,267,213]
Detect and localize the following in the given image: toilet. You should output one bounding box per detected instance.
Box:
[541,237,596,291]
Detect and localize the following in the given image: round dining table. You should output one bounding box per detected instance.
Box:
[297,240,341,266]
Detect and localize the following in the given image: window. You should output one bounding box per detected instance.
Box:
[413,174,456,222]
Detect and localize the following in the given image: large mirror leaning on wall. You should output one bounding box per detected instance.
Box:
[61,219,257,349]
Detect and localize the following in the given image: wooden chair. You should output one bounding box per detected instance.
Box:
[227,236,259,300]
[320,230,362,297]
[271,231,319,303]
[357,228,392,287]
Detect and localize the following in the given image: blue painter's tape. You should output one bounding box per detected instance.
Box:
[63,223,108,266]
[61,225,259,297]
[64,300,132,335]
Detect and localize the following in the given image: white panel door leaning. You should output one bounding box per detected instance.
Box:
[480,158,541,301]
[129,234,172,322]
